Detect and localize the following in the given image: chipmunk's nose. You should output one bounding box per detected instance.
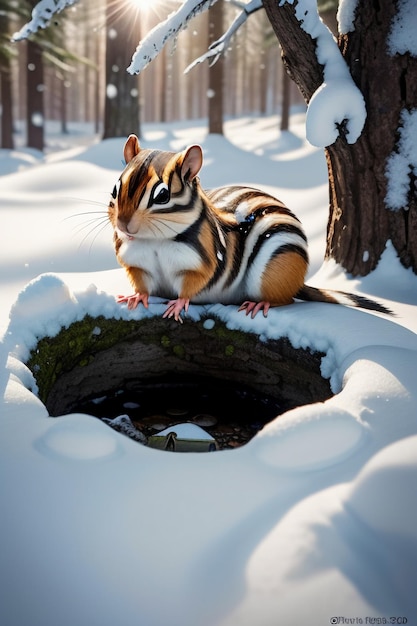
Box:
[117,217,129,233]
[117,218,136,240]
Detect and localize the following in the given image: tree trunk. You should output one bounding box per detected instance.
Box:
[280,62,290,132]
[208,0,224,134]
[60,73,68,134]
[327,3,417,274]
[103,0,141,139]
[262,0,417,275]
[0,69,14,149]
[94,31,101,134]
[159,47,167,123]
[0,11,14,150]
[26,39,45,151]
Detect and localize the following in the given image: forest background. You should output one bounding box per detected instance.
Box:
[0,0,337,151]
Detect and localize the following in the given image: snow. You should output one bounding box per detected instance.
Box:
[185,0,263,74]
[128,0,218,75]
[11,0,78,42]
[385,108,417,211]
[1,114,417,625]
[306,78,366,147]
[132,0,367,148]
[278,0,366,147]
[13,0,366,148]
[388,0,417,57]
[337,0,358,34]
[156,422,215,441]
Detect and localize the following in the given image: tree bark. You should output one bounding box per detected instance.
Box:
[262,0,417,275]
[0,10,14,149]
[262,1,323,101]
[103,0,141,139]
[26,39,44,151]
[329,2,417,273]
[208,0,224,134]
[0,68,14,149]
[280,64,291,132]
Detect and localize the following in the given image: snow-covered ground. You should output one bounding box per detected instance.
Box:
[1,115,417,626]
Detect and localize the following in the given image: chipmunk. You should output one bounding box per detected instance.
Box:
[108,134,391,322]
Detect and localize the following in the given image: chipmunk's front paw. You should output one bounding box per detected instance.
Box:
[162,298,190,323]
[238,300,270,318]
[117,292,149,310]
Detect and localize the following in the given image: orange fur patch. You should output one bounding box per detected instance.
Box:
[260,251,307,305]
[180,220,217,298]
[180,268,214,299]
[125,265,149,294]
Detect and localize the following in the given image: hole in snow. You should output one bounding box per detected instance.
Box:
[26,314,333,452]
[71,375,285,451]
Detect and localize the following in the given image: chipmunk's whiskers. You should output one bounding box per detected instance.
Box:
[65,207,111,254]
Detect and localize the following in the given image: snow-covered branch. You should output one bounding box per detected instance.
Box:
[13,0,367,148]
[185,0,262,73]
[128,0,219,75]
[11,0,78,42]
[279,0,366,147]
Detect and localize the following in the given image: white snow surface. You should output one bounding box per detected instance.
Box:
[337,0,358,34]
[385,108,417,210]
[388,0,417,57]
[1,115,417,625]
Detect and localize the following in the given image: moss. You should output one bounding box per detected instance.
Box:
[172,344,186,358]
[25,312,332,413]
[205,320,248,347]
[160,335,171,348]
[26,314,160,402]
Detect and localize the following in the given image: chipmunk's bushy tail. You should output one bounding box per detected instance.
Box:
[296,285,393,316]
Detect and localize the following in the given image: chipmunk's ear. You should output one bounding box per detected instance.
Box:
[124,134,140,164]
[180,145,203,182]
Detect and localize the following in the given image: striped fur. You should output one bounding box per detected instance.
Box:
[108,135,392,320]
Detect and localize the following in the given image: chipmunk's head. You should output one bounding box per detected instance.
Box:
[108,134,203,240]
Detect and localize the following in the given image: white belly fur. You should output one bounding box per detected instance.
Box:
[119,238,203,298]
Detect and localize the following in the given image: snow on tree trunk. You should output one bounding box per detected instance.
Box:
[262,0,417,276]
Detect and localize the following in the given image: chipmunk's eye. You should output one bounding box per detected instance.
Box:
[111,180,121,199]
[152,182,170,205]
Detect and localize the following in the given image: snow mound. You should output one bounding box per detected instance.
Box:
[36,414,120,461]
[348,434,417,537]
[253,406,365,471]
